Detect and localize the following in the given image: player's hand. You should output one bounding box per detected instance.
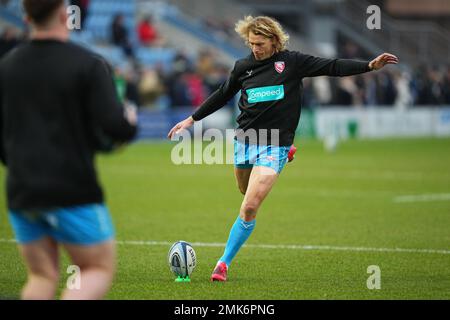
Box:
[124,102,138,126]
[168,116,195,139]
[369,53,399,70]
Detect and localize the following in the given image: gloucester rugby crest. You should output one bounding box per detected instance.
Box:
[274,61,285,73]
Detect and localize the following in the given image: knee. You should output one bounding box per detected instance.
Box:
[242,201,259,216]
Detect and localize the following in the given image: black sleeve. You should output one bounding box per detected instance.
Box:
[192,62,241,121]
[296,52,371,78]
[86,57,137,143]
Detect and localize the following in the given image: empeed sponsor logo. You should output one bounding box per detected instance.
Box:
[246,85,284,103]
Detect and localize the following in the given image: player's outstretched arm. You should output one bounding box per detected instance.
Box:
[168,116,195,139]
[368,53,399,70]
[297,52,399,77]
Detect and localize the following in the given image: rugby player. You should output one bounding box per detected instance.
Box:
[168,15,398,282]
[0,0,137,298]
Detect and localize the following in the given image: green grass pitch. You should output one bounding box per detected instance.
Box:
[1,138,449,299]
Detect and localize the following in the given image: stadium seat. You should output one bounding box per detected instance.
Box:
[90,45,126,66]
[135,47,177,71]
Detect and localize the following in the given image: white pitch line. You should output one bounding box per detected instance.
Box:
[0,239,16,244]
[2,239,448,255]
[394,193,450,203]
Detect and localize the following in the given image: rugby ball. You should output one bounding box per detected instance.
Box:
[168,241,196,278]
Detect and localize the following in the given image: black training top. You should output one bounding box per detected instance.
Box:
[0,39,137,210]
[192,50,371,146]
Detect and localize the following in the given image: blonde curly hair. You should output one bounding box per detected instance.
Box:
[235,15,290,52]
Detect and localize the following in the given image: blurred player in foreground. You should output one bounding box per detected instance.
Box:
[0,0,137,299]
[169,16,398,282]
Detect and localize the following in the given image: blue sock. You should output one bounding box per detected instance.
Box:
[219,216,256,267]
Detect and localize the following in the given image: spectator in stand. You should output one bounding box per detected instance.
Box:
[412,65,443,105]
[341,41,366,60]
[362,72,378,106]
[115,61,143,107]
[393,70,413,109]
[138,65,166,107]
[167,64,207,109]
[302,78,316,108]
[165,52,191,108]
[196,49,215,78]
[331,77,355,106]
[311,77,330,107]
[185,68,207,107]
[111,14,133,57]
[203,64,229,95]
[442,66,450,104]
[375,71,397,105]
[137,16,158,47]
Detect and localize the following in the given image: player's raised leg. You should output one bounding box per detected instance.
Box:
[212,166,279,281]
[61,240,116,300]
[239,166,279,221]
[19,237,60,300]
[235,167,252,195]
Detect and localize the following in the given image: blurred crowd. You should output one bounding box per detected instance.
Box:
[107,17,450,110]
[299,40,450,108]
[113,26,450,109]
[0,2,449,110]
[111,47,232,110]
[303,65,450,108]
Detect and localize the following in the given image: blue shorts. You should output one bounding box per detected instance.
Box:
[234,139,290,174]
[8,204,115,245]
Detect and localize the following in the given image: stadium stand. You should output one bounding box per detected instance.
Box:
[0,0,449,140]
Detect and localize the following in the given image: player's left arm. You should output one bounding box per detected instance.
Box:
[297,52,399,77]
